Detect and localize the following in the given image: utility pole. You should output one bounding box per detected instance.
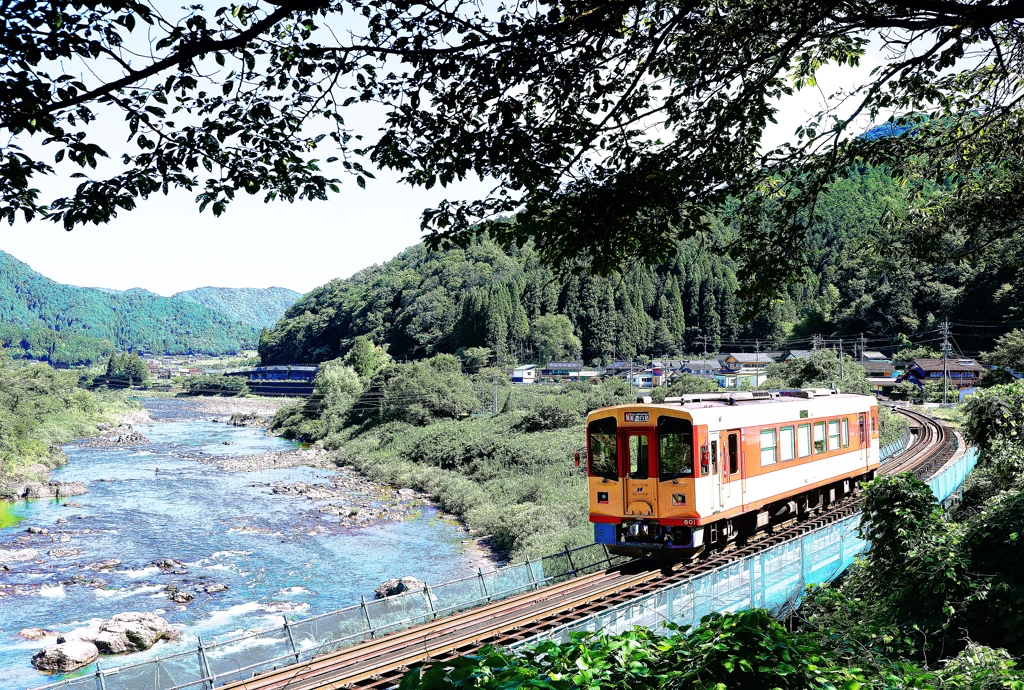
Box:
[700,334,710,381]
[812,334,820,352]
[629,359,634,396]
[492,374,498,414]
[859,333,867,362]
[940,321,951,405]
[838,338,844,382]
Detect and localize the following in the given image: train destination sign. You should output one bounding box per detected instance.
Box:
[624,412,650,423]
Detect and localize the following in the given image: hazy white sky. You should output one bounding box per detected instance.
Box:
[0,33,883,297]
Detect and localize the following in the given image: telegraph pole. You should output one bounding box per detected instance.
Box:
[859,333,867,362]
[940,321,951,405]
[838,338,844,382]
[812,334,820,352]
[700,334,710,381]
[492,374,498,414]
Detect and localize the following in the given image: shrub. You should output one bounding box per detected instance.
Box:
[182,374,249,396]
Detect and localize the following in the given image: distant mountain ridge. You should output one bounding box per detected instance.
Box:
[172,286,302,330]
[0,251,269,366]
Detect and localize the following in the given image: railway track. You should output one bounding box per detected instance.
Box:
[223,408,957,690]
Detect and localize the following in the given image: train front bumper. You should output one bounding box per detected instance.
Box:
[593,519,703,553]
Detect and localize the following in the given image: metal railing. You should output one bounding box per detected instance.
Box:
[879,426,912,463]
[31,543,626,690]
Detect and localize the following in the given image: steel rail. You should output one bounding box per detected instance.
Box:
[221,408,954,690]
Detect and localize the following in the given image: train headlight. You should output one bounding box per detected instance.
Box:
[672,493,686,506]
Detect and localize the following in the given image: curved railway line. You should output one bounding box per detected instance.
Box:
[224,408,958,690]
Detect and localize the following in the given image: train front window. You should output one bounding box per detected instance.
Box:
[658,416,693,480]
[587,418,618,480]
[628,435,649,479]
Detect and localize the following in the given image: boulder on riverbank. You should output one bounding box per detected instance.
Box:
[229,412,273,428]
[375,576,427,599]
[31,640,98,673]
[81,424,150,448]
[0,480,87,501]
[215,448,334,471]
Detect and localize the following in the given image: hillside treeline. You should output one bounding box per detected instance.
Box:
[0,252,259,366]
[260,166,1020,365]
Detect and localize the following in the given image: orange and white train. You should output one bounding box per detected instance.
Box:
[585,389,880,557]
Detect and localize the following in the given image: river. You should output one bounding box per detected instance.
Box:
[0,399,487,689]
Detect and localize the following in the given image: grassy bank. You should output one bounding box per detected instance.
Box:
[0,356,138,490]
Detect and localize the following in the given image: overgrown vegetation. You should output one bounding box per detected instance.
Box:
[272,352,634,558]
[0,354,136,490]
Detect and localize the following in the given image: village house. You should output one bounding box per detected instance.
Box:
[898,358,985,390]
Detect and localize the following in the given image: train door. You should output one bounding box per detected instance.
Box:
[621,430,658,516]
[707,432,721,513]
[858,413,868,467]
[725,430,741,507]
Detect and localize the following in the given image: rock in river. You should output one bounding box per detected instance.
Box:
[0,548,38,563]
[374,576,427,599]
[19,628,58,641]
[32,640,99,673]
[62,612,169,655]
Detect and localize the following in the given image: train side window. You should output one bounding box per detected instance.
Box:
[658,416,693,480]
[828,420,841,451]
[859,414,866,444]
[760,429,777,465]
[728,434,739,475]
[628,435,649,479]
[780,426,796,461]
[842,418,850,447]
[813,422,826,454]
[797,424,811,458]
[587,418,618,480]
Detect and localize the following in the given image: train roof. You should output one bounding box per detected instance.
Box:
[587,389,877,425]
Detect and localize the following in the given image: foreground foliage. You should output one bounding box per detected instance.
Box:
[4,0,1022,320]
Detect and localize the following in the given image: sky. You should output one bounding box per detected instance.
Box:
[0,23,884,298]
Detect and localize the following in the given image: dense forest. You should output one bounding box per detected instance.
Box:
[172,286,303,330]
[0,252,266,365]
[260,166,1020,366]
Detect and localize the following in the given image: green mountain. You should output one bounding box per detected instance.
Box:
[259,165,1020,365]
[0,252,259,366]
[172,287,302,330]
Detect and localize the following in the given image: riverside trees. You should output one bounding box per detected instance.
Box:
[5,0,1024,308]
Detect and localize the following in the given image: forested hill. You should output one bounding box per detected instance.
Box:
[259,165,1022,365]
[0,252,259,366]
[172,287,302,330]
